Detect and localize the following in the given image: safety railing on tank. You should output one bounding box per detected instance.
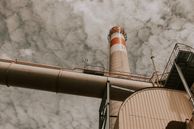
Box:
[160,43,194,82]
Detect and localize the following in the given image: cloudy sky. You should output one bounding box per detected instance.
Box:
[0,0,194,128]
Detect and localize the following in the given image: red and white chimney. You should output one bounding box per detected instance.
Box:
[108,26,131,129]
[108,26,130,75]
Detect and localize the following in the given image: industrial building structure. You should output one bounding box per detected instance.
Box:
[0,26,193,129]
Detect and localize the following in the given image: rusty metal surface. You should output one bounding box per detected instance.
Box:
[116,88,192,129]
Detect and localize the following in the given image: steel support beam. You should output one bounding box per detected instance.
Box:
[175,63,194,107]
[106,82,110,129]
[99,82,110,129]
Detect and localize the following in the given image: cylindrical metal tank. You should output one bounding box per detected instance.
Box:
[115,88,192,129]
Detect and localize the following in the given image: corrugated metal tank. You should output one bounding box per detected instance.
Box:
[114,88,192,129]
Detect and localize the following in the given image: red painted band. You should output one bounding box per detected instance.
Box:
[110,37,126,47]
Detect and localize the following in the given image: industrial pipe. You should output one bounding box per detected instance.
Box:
[0,59,153,101]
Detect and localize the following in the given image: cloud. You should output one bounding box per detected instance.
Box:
[0,0,194,128]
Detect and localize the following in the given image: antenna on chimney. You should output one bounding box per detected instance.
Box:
[151,56,160,86]
[82,58,88,68]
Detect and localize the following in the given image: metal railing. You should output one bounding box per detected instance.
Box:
[160,43,194,82]
[75,66,151,83]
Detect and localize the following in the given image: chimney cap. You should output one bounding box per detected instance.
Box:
[108,26,127,41]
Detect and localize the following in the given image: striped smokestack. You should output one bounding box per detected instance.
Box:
[108,26,130,75]
[108,26,131,129]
